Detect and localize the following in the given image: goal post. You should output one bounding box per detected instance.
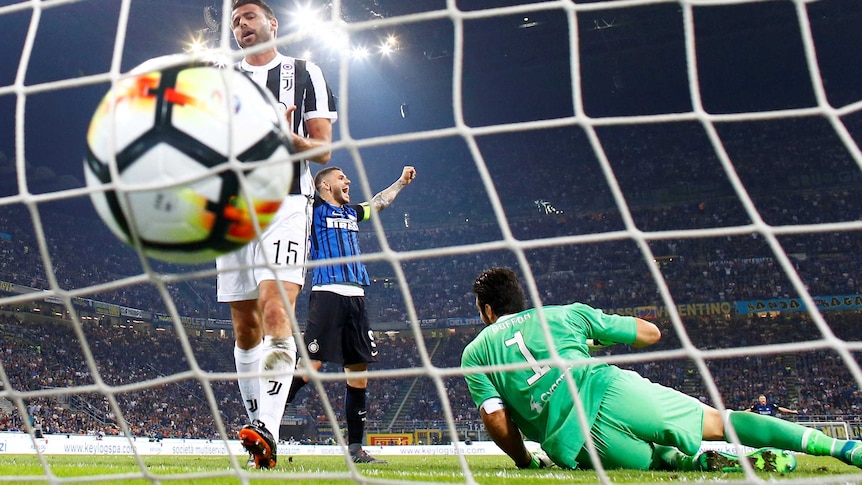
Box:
[797,421,853,440]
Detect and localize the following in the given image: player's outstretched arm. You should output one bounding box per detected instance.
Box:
[631,317,661,348]
[366,166,417,213]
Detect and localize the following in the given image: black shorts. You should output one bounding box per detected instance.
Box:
[304,290,378,365]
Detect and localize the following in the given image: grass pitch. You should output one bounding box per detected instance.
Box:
[0,454,859,484]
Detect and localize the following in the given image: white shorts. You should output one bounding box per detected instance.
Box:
[215,194,312,302]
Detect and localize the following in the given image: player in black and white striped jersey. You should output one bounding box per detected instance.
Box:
[215,0,337,470]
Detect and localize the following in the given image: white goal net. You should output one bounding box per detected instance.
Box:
[0,0,861,483]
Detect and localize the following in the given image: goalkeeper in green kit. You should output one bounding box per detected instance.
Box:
[461,267,862,472]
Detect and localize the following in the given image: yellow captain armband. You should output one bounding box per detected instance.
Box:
[358,202,372,221]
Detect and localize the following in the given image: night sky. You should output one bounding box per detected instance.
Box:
[1,0,861,227]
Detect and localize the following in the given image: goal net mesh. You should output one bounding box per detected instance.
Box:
[0,0,861,483]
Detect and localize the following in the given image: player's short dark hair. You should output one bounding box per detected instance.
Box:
[314,166,343,191]
[473,267,527,316]
[232,0,275,19]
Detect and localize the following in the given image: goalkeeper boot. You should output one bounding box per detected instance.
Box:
[238,419,277,469]
[349,444,387,464]
[697,448,796,473]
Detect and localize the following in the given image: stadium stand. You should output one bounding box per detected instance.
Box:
[0,119,859,442]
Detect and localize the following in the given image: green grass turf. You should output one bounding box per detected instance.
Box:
[0,454,859,484]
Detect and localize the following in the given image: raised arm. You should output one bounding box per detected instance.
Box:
[365,166,416,213]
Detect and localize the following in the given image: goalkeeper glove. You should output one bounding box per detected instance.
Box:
[520,451,554,469]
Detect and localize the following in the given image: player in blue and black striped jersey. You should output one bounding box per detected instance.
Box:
[747,394,799,417]
[288,165,416,463]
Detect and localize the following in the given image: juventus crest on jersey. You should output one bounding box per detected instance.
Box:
[238,53,338,197]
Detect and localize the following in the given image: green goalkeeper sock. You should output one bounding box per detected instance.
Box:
[799,428,861,465]
[727,410,846,457]
[726,411,807,451]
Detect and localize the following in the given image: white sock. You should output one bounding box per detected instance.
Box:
[257,335,297,443]
[234,342,262,422]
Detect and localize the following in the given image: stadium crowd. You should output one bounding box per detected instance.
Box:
[0,117,859,440]
[0,309,859,441]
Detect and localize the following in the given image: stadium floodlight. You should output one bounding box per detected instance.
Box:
[380,34,398,56]
[183,34,208,55]
[351,46,370,60]
[321,25,350,55]
[287,3,325,33]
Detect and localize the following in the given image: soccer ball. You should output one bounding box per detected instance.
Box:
[84,55,293,264]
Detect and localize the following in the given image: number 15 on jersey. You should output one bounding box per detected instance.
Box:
[271,239,300,266]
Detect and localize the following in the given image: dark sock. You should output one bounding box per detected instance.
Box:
[345,385,367,447]
[286,376,308,404]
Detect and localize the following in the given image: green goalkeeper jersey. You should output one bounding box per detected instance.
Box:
[461,303,637,468]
